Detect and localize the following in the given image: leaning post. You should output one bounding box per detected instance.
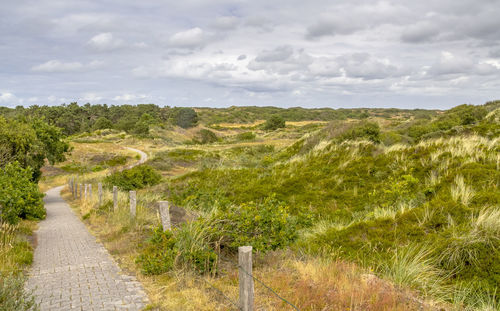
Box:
[158,201,171,231]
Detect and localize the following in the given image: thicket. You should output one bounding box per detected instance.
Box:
[104,165,162,191]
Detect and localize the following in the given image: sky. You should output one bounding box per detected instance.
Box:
[1,0,499,109]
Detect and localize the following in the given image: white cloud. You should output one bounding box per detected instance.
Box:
[87,32,124,51]
[32,60,84,72]
[168,27,209,49]
[113,93,148,101]
[427,52,498,77]
[0,92,19,106]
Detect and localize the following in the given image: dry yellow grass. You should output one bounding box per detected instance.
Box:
[61,184,437,311]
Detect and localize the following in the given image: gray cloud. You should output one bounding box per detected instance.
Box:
[1,0,499,109]
[401,22,440,43]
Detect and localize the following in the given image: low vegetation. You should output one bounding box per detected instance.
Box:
[3,100,499,310]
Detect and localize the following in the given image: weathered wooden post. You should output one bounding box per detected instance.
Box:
[98,183,103,206]
[158,201,171,231]
[239,246,254,311]
[79,184,83,199]
[113,186,118,211]
[84,184,88,200]
[88,184,92,200]
[129,191,136,217]
[71,177,75,197]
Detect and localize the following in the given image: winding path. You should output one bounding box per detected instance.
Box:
[26,186,149,310]
[124,147,148,169]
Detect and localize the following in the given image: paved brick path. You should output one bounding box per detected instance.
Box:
[26,186,149,311]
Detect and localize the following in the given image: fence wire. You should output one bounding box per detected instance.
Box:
[199,276,241,310]
[237,264,301,311]
[216,252,301,311]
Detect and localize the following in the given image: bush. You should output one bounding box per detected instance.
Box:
[236,132,256,141]
[136,224,217,275]
[136,227,177,275]
[175,108,198,129]
[194,129,218,144]
[0,162,45,224]
[206,197,298,252]
[0,273,38,311]
[263,115,286,131]
[104,165,162,191]
[339,121,381,143]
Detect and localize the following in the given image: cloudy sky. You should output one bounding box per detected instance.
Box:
[1,0,499,109]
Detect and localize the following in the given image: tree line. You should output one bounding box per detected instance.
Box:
[0,117,69,224]
[0,103,199,136]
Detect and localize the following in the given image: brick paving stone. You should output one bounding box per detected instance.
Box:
[26,186,149,311]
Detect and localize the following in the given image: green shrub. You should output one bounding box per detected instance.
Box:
[263,115,286,131]
[136,224,217,275]
[0,273,38,311]
[194,129,218,144]
[102,155,128,167]
[236,132,256,141]
[206,197,298,252]
[339,121,381,143]
[136,227,177,275]
[175,108,198,129]
[0,162,45,224]
[104,165,162,191]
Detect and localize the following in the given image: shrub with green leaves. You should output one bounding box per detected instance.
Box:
[104,164,162,191]
[136,227,177,275]
[0,273,38,311]
[263,115,286,131]
[0,162,45,224]
[194,129,218,144]
[236,131,256,141]
[136,224,217,275]
[206,198,298,252]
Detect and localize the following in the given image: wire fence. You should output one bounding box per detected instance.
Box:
[68,179,301,310]
[204,250,302,311]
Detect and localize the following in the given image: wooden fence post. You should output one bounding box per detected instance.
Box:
[79,184,83,199]
[98,183,103,206]
[84,184,88,200]
[239,246,254,311]
[129,191,136,217]
[88,184,92,200]
[113,186,118,211]
[158,201,171,231]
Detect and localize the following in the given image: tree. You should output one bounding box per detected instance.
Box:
[0,117,68,181]
[175,108,198,129]
[93,116,113,130]
[263,115,286,131]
